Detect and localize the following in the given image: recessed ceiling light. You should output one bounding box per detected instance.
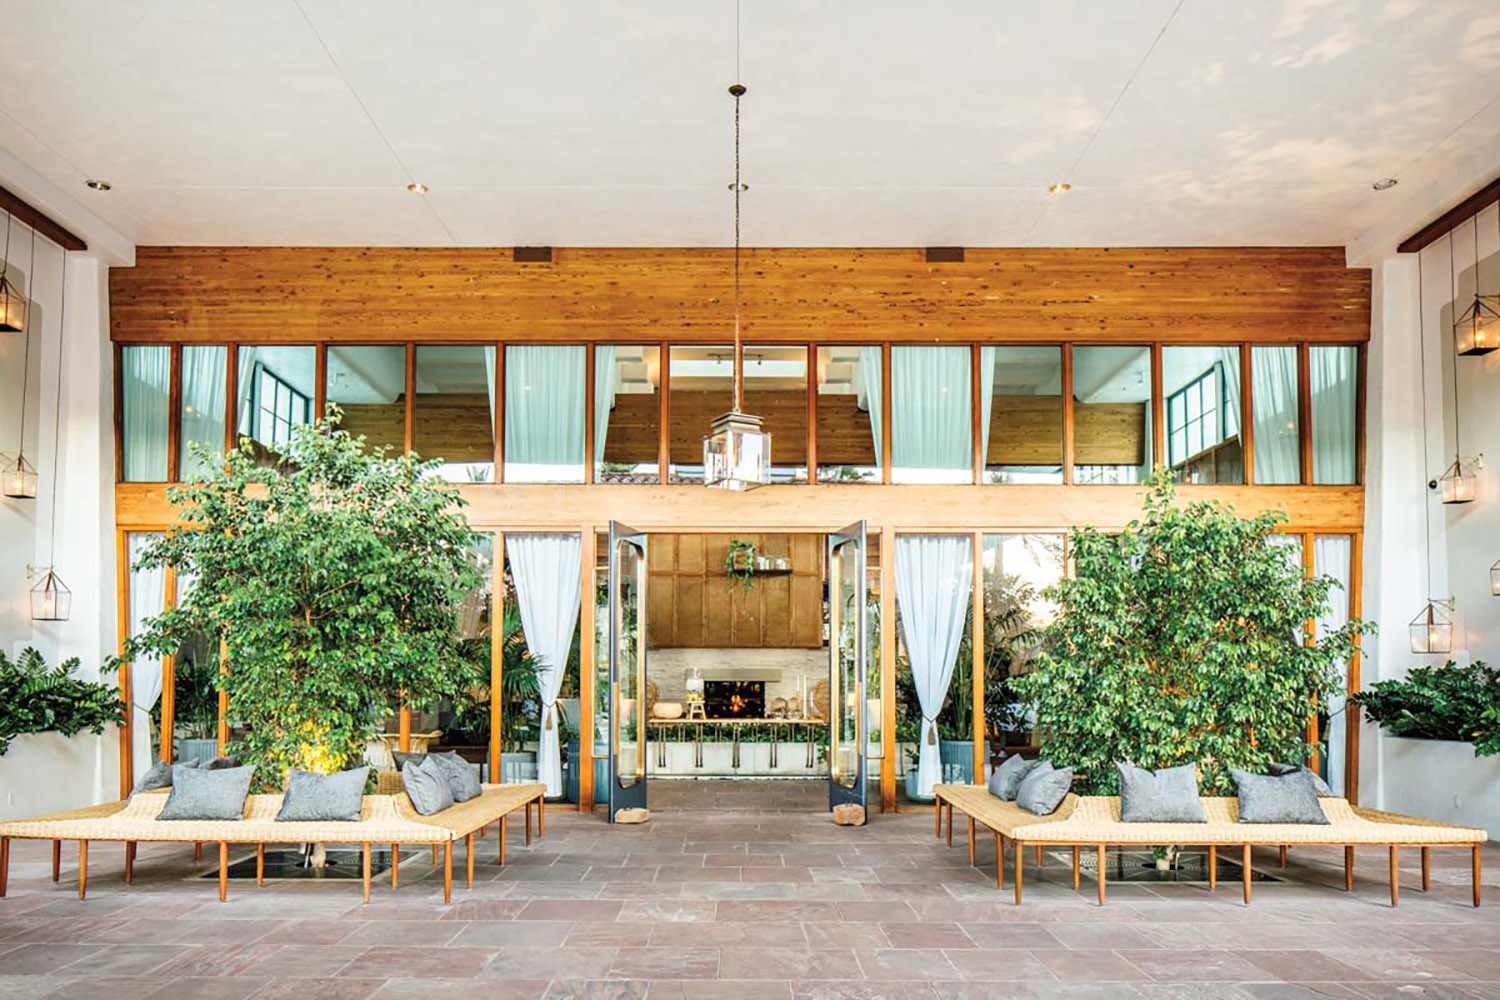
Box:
[406,182,428,194]
[1048,182,1071,195]
[84,179,111,191]
[1372,177,1398,191]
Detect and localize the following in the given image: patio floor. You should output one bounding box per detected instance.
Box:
[1,780,1497,1000]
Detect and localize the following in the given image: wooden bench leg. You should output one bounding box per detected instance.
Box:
[1421,846,1430,892]
[1036,844,1043,868]
[78,840,89,900]
[967,817,975,866]
[1279,845,1287,868]
[525,802,532,846]
[0,836,8,897]
[125,842,136,885]
[466,832,475,888]
[431,844,439,864]
[391,844,399,888]
[1097,845,1106,905]
[362,842,371,904]
[51,840,60,882]
[995,834,1004,890]
[1072,846,1080,890]
[1344,846,1354,891]
[443,841,453,904]
[946,803,953,847]
[538,797,544,838]
[256,844,264,887]
[1241,844,1251,905]
[1014,840,1024,905]
[934,796,942,837]
[1208,846,1217,891]
[218,843,228,902]
[500,815,507,866]
[195,841,202,861]
[1389,846,1399,907]
[1474,844,1483,907]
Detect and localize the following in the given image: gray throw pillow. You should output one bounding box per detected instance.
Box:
[203,755,240,771]
[1230,768,1329,824]
[1267,761,1333,796]
[1116,762,1206,823]
[133,759,180,793]
[158,764,255,821]
[1016,761,1072,816]
[276,766,370,822]
[429,753,482,803]
[402,755,455,815]
[392,750,426,771]
[987,753,1039,801]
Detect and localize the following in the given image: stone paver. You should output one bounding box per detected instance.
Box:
[0,778,1494,999]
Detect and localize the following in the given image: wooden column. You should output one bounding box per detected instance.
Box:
[1061,344,1075,485]
[584,343,595,484]
[880,344,893,484]
[806,344,818,480]
[1302,531,1319,766]
[658,342,670,484]
[216,635,230,755]
[1150,344,1165,469]
[1297,344,1313,485]
[578,526,597,811]
[1240,344,1255,484]
[166,344,183,482]
[494,344,505,482]
[314,343,328,418]
[971,531,985,780]
[115,529,133,798]
[225,344,240,453]
[403,343,415,455]
[1346,532,1364,803]
[880,524,897,812]
[159,565,179,764]
[489,533,506,782]
[970,344,983,484]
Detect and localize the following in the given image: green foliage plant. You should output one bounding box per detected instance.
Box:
[115,407,484,789]
[1013,471,1373,794]
[1350,661,1499,756]
[0,647,124,756]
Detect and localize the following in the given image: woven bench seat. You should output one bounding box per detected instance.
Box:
[934,783,1486,908]
[0,781,545,904]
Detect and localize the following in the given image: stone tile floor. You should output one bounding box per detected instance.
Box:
[1,779,1497,999]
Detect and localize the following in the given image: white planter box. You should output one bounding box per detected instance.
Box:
[736,742,771,776]
[1381,736,1500,838]
[699,742,733,774]
[0,726,121,821]
[771,741,819,776]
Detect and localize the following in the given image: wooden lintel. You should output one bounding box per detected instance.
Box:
[0,185,87,252]
[1397,175,1500,255]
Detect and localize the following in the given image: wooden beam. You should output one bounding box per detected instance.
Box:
[1397,175,1500,254]
[115,529,132,798]
[1150,344,1165,469]
[0,185,86,252]
[1240,343,1255,485]
[1298,344,1313,485]
[491,533,506,782]
[1061,344,1075,485]
[579,526,597,811]
[584,343,596,485]
[658,342,670,484]
[971,530,985,780]
[1347,531,1364,804]
[494,345,505,482]
[159,565,178,765]
[805,344,817,480]
[880,524,897,813]
[166,345,183,483]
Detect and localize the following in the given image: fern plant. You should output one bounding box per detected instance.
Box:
[0,648,124,756]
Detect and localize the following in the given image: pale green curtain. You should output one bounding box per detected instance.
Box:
[122,345,171,482]
[505,345,586,483]
[1218,347,1242,439]
[1311,346,1357,485]
[593,346,618,464]
[180,345,227,480]
[891,346,971,483]
[1251,346,1300,484]
[859,346,884,463]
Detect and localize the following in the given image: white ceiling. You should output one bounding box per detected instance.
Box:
[1,0,1498,249]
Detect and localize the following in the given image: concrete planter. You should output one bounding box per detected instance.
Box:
[1381,736,1500,837]
[1,726,120,821]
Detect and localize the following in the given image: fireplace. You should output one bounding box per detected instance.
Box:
[704,680,765,719]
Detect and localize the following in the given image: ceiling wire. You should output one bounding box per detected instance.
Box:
[1417,247,1432,600]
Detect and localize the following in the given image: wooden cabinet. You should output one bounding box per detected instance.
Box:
[649,534,823,649]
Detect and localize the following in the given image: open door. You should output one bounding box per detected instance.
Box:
[607,521,648,821]
[828,521,868,816]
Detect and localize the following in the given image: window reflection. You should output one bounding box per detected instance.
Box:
[414,345,495,482]
[816,346,882,482]
[328,345,407,457]
[594,345,661,483]
[236,346,315,464]
[1072,346,1153,483]
[1163,346,1242,484]
[985,347,1063,484]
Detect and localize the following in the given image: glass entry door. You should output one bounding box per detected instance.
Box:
[827,521,868,814]
[607,521,648,821]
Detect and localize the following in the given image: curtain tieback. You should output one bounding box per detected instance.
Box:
[543,702,555,732]
[921,715,938,745]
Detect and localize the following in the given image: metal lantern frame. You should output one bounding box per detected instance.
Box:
[2,450,37,498]
[1437,456,1478,505]
[1490,558,1500,597]
[1408,598,1454,655]
[0,271,24,334]
[1454,294,1500,357]
[29,566,71,622]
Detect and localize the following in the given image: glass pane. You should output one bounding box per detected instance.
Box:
[1311,345,1358,485]
[817,346,881,482]
[615,537,645,789]
[435,536,493,769]
[121,345,171,481]
[505,345,585,483]
[327,345,407,457]
[981,534,1064,751]
[892,346,972,484]
[179,345,227,480]
[831,536,861,790]
[1072,346,1153,484]
[1251,345,1302,484]
[126,532,168,776]
[984,346,1063,484]
[1314,533,1353,792]
[169,628,221,764]
[594,531,610,792]
[236,346,316,464]
[667,345,731,482]
[414,345,495,482]
[595,345,661,482]
[740,346,808,483]
[1163,346,1242,484]
[864,534,883,764]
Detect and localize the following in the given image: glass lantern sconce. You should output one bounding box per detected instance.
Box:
[2,452,37,498]
[28,565,72,622]
[1434,456,1481,505]
[1491,558,1500,597]
[703,411,771,491]
[0,271,24,333]
[1408,598,1455,655]
[1455,294,1500,357]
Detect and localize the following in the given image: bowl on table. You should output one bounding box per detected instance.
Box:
[652,701,684,720]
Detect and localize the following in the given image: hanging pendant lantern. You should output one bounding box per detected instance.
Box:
[2,451,37,498]
[1490,558,1500,596]
[29,566,71,621]
[1408,599,1453,655]
[0,271,24,333]
[703,81,770,491]
[1437,457,1477,504]
[1454,295,1500,356]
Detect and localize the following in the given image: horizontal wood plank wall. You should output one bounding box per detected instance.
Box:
[109,247,1371,344]
[117,482,1365,533]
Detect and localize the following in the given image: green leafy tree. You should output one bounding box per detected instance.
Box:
[0,648,124,756]
[1014,472,1373,794]
[117,408,483,789]
[1351,661,1499,756]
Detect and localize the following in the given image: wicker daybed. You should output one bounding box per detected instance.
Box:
[0,780,545,904]
[934,784,1486,908]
